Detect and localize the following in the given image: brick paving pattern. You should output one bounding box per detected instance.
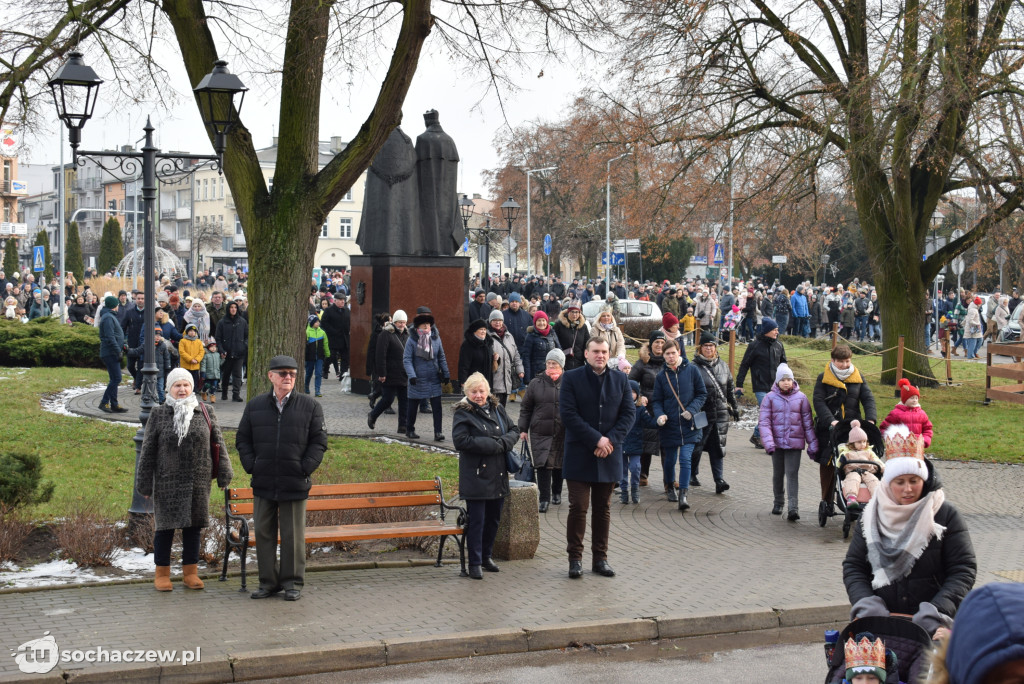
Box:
[2,385,1019,676]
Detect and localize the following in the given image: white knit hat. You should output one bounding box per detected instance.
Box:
[881,456,928,487]
[165,367,194,393]
[775,363,795,383]
[392,309,408,322]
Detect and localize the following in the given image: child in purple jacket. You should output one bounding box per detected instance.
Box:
[758,363,818,521]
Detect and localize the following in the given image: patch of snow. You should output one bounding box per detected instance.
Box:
[40,382,137,426]
[734,406,760,431]
[0,549,155,589]
[110,548,152,573]
[371,436,456,455]
[0,368,28,380]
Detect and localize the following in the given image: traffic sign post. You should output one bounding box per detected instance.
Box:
[544,234,551,282]
[713,243,724,265]
[33,246,45,273]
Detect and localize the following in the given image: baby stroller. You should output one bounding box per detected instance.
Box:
[818,419,885,538]
[824,615,934,683]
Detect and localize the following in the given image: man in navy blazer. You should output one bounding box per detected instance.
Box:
[559,337,635,579]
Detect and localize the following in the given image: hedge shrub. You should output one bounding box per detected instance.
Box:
[620,319,664,347]
[0,453,55,512]
[0,317,104,368]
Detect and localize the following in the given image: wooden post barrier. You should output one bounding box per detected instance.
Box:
[831,323,839,351]
[728,328,737,377]
[894,335,905,397]
[945,332,953,385]
[984,342,1024,405]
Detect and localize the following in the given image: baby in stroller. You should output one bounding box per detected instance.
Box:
[825,616,933,684]
[838,420,884,510]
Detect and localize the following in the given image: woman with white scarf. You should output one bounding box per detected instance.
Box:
[842,453,976,639]
[137,368,233,592]
[183,300,212,342]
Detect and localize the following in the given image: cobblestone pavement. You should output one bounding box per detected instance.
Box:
[4,386,1020,677]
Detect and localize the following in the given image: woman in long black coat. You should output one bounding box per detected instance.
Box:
[629,330,666,485]
[452,372,519,580]
[458,319,494,388]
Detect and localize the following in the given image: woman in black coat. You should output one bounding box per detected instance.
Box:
[690,332,739,493]
[367,310,410,432]
[843,458,976,638]
[452,372,519,580]
[521,311,558,379]
[458,319,494,388]
[552,305,590,370]
[365,312,391,409]
[628,330,666,485]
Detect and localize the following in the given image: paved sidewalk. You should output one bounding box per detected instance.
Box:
[3,388,1021,680]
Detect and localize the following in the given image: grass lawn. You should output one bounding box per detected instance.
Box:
[625,336,1022,463]
[0,367,458,521]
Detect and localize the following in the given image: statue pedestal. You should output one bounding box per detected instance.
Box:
[492,480,540,561]
[350,255,470,395]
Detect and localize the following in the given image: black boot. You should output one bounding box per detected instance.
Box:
[678,488,690,511]
[715,479,730,494]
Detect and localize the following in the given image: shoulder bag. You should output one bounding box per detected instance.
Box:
[495,409,525,473]
[198,402,221,480]
[666,368,708,430]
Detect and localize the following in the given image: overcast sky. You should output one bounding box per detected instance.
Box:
[16,32,590,197]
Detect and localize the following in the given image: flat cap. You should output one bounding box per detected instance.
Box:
[268,355,299,370]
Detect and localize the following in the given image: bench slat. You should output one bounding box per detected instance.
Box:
[244,520,463,546]
[230,494,442,515]
[228,480,440,501]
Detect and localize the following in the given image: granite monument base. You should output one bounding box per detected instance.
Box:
[492,480,540,561]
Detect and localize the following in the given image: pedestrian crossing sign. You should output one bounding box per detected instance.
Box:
[713,244,725,265]
[33,246,45,272]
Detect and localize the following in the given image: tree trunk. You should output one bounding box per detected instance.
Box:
[245,212,321,399]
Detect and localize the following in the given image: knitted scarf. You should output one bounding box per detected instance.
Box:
[164,393,199,446]
[416,328,432,355]
[861,484,946,589]
[830,361,856,382]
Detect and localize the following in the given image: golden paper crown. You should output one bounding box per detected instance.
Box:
[884,432,924,460]
[844,636,886,671]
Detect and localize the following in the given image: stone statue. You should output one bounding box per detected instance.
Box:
[415,110,465,255]
[356,127,419,255]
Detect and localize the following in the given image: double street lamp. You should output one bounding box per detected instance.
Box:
[49,52,247,522]
[460,195,520,289]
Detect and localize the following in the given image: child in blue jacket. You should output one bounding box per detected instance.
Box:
[621,380,659,504]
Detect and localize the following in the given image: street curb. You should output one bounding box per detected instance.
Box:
[0,603,851,683]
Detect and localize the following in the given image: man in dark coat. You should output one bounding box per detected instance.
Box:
[320,293,351,380]
[559,337,635,579]
[466,288,491,323]
[120,291,147,392]
[215,301,248,402]
[236,355,327,601]
[735,317,786,449]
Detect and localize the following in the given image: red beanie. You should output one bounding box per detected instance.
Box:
[973,296,982,306]
[662,312,679,329]
[898,378,920,404]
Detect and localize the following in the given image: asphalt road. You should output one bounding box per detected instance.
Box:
[249,640,828,683]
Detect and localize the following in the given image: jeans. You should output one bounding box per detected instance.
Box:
[662,443,696,489]
[855,315,868,340]
[775,314,789,337]
[797,317,811,338]
[565,480,615,562]
[100,354,122,407]
[752,391,767,440]
[964,337,982,359]
[153,526,201,567]
[620,454,642,494]
[771,448,802,512]
[406,395,442,435]
[304,359,323,395]
[742,316,757,340]
[369,384,408,428]
[867,321,880,340]
[925,322,932,346]
[691,427,725,482]
[465,498,504,566]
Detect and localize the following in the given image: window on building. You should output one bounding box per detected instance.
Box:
[321,220,329,238]
[218,215,223,227]
[195,179,200,198]
[343,188,353,201]
[219,177,224,199]
[176,222,189,240]
[203,179,208,200]
[268,176,274,191]
[234,215,243,235]
[339,217,352,239]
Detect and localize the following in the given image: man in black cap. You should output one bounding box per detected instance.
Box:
[236,355,328,601]
[467,288,491,323]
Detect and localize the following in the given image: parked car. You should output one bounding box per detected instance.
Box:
[581,297,663,328]
[999,300,1023,342]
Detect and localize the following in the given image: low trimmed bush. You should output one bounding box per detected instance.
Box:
[0,317,104,368]
[54,504,121,567]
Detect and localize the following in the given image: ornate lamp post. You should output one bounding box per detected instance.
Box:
[465,197,518,289]
[50,52,246,523]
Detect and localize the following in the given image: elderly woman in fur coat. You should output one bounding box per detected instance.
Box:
[138,368,233,592]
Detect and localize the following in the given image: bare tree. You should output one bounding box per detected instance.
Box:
[614,0,1024,383]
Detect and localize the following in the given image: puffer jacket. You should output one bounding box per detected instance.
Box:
[305,324,330,362]
[963,302,983,339]
[235,391,328,502]
[552,309,590,370]
[790,291,809,317]
[843,461,976,618]
[736,333,787,393]
[812,364,877,430]
[489,329,524,395]
[521,326,557,379]
[215,312,248,358]
[178,336,206,371]
[502,307,532,349]
[200,350,221,380]
[757,381,818,456]
[98,307,125,358]
[453,397,518,500]
[458,328,494,387]
[403,327,450,400]
[651,361,708,448]
[879,403,934,447]
[629,344,665,454]
[375,323,409,387]
[623,402,659,456]
[517,371,564,469]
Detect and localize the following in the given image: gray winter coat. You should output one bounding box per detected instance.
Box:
[137,403,233,530]
[489,330,524,395]
[517,371,564,469]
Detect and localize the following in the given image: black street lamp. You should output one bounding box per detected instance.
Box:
[50,52,246,525]
[465,197,518,289]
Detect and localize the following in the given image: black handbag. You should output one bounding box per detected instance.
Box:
[496,410,524,473]
[514,440,535,482]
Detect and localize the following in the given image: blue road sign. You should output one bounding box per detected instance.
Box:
[713,243,725,264]
[543,234,552,255]
[33,246,45,272]
[462,237,470,254]
[601,252,625,266]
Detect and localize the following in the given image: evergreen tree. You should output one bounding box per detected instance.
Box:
[98,217,123,275]
[3,237,18,275]
[32,230,54,281]
[65,221,84,281]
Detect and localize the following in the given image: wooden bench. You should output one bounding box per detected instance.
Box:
[220,477,466,589]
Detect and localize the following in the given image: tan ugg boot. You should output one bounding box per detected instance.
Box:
[209,394,216,404]
[200,392,208,402]
[154,565,173,591]
[182,564,204,590]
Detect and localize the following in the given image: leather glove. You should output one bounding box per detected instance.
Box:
[681,410,692,421]
[729,407,740,420]
[734,388,744,398]
[441,376,450,384]
[409,377,417,386]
